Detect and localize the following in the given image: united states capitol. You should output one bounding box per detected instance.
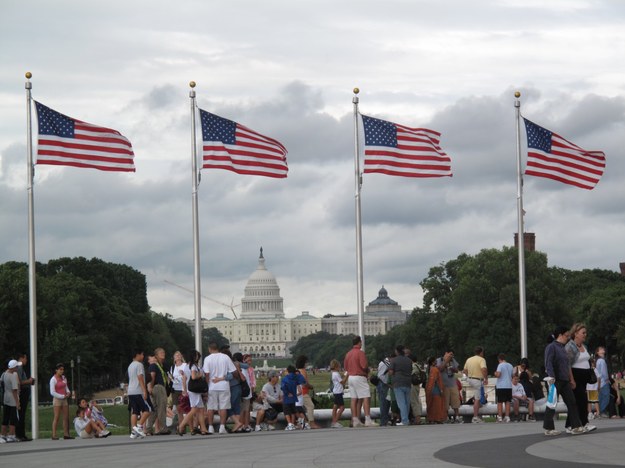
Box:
[177,249,409,357]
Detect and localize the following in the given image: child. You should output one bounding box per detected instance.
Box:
[511,375,535,421]
[280,365,307,431]
[295,383,309,429]
[587,361,600,420]
[73,407,110,438]
[330,359,348,428]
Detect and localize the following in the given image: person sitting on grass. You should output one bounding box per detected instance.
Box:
[73,407,110,439]
[511,375,535,421]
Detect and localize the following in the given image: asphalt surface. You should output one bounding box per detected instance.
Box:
[1,417,624,467]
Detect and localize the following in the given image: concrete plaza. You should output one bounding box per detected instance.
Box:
[1,417,624,467]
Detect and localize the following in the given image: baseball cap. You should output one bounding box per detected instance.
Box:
[8,359,22,369]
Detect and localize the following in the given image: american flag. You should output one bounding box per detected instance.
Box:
[200,109,288,178]
[523,118,605,190]
[361,114,452,178]
[34,101,135,172]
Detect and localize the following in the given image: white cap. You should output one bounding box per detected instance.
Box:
[7,359,22,369]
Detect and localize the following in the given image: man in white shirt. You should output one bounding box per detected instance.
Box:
[203,342,236,434]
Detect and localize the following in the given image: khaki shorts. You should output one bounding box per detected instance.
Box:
[207,390,231,410]
[53,397,68,407]
[443,386,460,409]
[348,375,371,399]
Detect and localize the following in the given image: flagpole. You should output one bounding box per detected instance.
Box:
[25,71,39,439]
[514,91,528,358]
[189,81,203,353]
[352,88,365,349]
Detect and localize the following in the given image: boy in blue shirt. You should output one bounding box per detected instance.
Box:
[281,365,307,431]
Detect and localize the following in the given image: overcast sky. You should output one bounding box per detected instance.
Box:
[1,0,624,321]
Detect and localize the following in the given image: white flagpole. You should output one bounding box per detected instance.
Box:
[352,88,365,349]
[25,71,39,439]
[189,81,203,353]
[514,91,528,358]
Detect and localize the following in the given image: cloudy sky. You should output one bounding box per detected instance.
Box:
[1,0,624,321]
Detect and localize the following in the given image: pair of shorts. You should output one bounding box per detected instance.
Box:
[79,429,94,439]
[53,397,68,407]
[587,389,599,402]
[333,393,345,406]
[283,403,297,415]
[128,394,151,415]
[466,378,483,400]
[443,386,460,409]
[348,375,371,399]
[495,388,512,403]
[207,390,231,410]
[2,405,18,426]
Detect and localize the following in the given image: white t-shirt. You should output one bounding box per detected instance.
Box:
[512,382,526,398]
[572,348,591,369]
[202,353,236,392]
[127,360,145,395]
[74,415,89,434]
[332,371,344,394]
[171,363,189,391]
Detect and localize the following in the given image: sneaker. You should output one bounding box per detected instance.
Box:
[218,426,228,434]
[471,417,483,424]
[364,418,378,427]
[330,422,342,428]
[303,422,311,430]
[285,424,296,431]
[255,425,262,432]
[297,418,305,428]
[588,412,595,420]
[527,415,536,422]
[544,429,561,436]
[352,418,363,427]
[503,416,511,423]
[132,425,146,438]
[570,427,585,435]
[395,422,404,426]
[266,424,275,431]
[456,418,464,424]
[5,435,18,443]
[583,424,597,433]
[496,415,503,423]
[565,426,573,434]
[0,436,6,444]
[208,426,215,434]
[129,433,138,439]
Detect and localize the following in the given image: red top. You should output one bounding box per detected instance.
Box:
[343,346,368,377]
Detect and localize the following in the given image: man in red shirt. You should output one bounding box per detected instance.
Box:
[343,336,377,427]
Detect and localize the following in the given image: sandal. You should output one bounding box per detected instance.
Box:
[200,431,210,435]
[176,426,184,436]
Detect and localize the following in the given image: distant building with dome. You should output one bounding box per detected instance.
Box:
[194,248,408,357]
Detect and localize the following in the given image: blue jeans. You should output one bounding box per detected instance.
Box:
[377,382,390,426]
[394,386,411,425]
[599,384,610,413]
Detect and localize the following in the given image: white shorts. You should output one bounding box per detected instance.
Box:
[207,390,231,410]
[348,375,371,399]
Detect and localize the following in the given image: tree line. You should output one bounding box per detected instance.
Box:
[0,257,227,399]
[293,247,625,373]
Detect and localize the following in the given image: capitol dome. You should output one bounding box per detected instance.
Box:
[240,248,285,319]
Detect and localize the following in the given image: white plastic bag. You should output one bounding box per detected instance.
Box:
[546,382,558,409]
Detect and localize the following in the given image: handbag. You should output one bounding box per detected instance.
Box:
[588,366,597,385]
[188,376,208,394]
[241,378,252,399]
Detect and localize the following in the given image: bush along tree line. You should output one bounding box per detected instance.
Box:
[0,256,226,400]
[293,247,625,374]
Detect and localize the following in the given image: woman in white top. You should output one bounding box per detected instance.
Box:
[169,351,187,428]
[49,363,73,440]
[565,323,596,432]
[177,350,209,436]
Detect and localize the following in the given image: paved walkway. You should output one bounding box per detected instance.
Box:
[1,418,624,467]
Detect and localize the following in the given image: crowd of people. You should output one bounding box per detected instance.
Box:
[1,324,625,442]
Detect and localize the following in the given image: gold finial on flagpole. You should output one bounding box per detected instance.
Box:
[353,87,360,94]
[514,91,521,98]
[25,72,32,79]
[189,81,196,88]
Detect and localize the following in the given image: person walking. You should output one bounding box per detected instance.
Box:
[388,345,412,426]
[543,326,585,436]
[565,323,596,432]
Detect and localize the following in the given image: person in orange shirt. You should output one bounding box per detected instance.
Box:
[343,336,378,427]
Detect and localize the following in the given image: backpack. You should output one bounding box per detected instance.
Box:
[411,362,426,386]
